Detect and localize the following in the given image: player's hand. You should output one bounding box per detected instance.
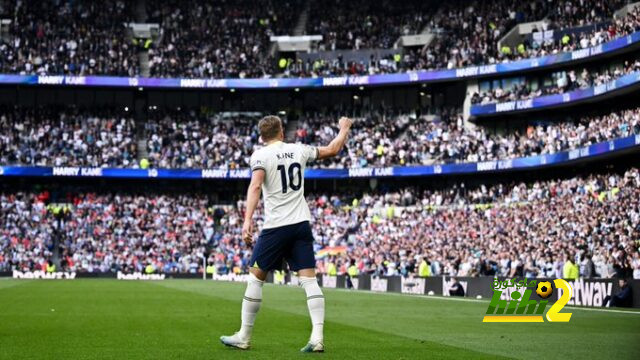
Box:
[338,116,353,130]
[242,220,254,246]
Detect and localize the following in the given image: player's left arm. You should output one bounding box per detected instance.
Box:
[242,169,265,246]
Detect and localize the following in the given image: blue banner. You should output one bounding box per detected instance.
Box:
[1,135,637,180]
[0,32,638,90]
[471,71,640,116]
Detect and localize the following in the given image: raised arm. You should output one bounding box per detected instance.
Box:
[242,169,265,245]
[317,117,353,160]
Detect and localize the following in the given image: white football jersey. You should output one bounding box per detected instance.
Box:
[250,141,318,229]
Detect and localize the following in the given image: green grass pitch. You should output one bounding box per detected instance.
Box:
[1,279,638,359]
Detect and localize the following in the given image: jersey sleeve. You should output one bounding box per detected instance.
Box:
[300,144,319,163]
[250,151,267,172]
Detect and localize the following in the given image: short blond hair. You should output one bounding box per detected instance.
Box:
[258,115,282,141]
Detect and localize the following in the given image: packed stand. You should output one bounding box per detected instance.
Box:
[491,4,640,65]
[1,106,638,170]
[470,58,640,105]
[296,112,413,168]
[307,168,640,279]
[306,0,436,51]
[297,107,640,167]
[0,191,215,273]
[547,0,629,30]
[403,2,640,71]
[405,0,550,70]
[1,169,638,280]
[0,0,138,76]
[145,111,261,169]
[146,0,301,79]
[284,1,640,76]
[0,108,137,167]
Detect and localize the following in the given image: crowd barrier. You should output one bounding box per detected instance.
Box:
[0,134,637,180]
[471,71,640,116]
[3,270,638,308]
[312,275,640,308]
[0,32,638,90]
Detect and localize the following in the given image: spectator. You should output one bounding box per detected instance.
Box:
[603,278,634,307]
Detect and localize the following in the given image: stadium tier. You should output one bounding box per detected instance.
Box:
[1,168,638,278]
[471,57,640,105]
[1,106,639,169]
[0,0,638,79]
[0,0,137,76]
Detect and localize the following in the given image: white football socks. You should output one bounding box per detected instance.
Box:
[238,273,263,340]
[300,276,325,344]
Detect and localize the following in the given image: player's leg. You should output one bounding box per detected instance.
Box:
[287,221,325,352]
[298,267,325,352]
[220,268,266,350]
[239,267,267,339]
[220,229,280,349]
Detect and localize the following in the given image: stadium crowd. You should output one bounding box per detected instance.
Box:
[547,0,629,30]
[0,0,637,78]
[287,2,640,77]
[471,58,640,105]
[0,108,137,167]
[1,168,638,280]
[306,0,434,51]
[297,107,640,167]
[0,106,638,169]
[0,0,138,76]
[0,191,213,274]
[144,111,260,169]
[308,168,640,279]
[145,0,301,79]
[402,2,640,72]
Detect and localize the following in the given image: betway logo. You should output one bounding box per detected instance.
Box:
[117,272,165,280]
[13,270,76,279]
[562,279,612,307]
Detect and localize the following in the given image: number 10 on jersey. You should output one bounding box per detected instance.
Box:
[277,162,302,193]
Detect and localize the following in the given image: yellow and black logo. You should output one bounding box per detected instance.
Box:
[483,279,572,323]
